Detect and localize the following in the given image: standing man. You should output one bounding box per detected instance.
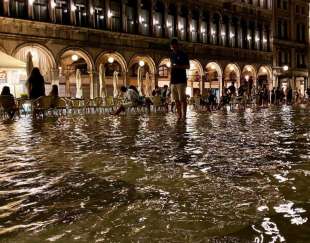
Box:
[170,39,190,120]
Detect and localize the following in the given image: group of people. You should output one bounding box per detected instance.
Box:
[0,67,59,119]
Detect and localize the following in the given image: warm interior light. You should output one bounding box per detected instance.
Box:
[283,65,289,71]
[51,0,56,8]
[72,54,79,62]
[247,35,252,41]
[139,60,145,67]
[166,62,171,68]
[108,57,114,64]
[229,32,235,38]
[90,7,94,15]
[245,75,249,81]
[108,10,113,18]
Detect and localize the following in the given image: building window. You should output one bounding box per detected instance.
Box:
[159,65,169,78]
[74,0,88,27]
[126,0,136,34]
[167,4,176,38]
[140,0,150,35]
[93,0,105,29]
[296,23,306,42]
[33,0,49,21]
[10,0,27,19]
[111,0,121,32]
[153,1,164,37]
[191,10,199,42]
[179,6,188,41]
[54,0,70,25]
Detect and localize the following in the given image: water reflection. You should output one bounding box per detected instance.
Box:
[0,107,309,242]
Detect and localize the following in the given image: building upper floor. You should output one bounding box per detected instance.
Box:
[0,0,272,52]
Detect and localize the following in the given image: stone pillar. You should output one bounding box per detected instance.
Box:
[175,4,180,39]
[187,10,192,42]
[121,0,127,32]
[28,0,34,19]
[163,2,168,38]
[89,71,94,99]
[70,0,76,25]
[49,0,56,23]
[105,0,111,30]
[88,0,95,28]
[198,10,203,43]
[137,0,142,34]
[65,72,71,97]
[3,0,10,16]
[150,0,155,37]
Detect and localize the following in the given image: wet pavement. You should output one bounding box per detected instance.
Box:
[0,106,309,242]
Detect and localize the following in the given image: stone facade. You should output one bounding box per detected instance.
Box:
[0,0,308,98]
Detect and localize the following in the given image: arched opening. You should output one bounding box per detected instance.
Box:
[95,52,127,97]
[58,49,94,98]
[14,43,56,94]
[241,65,256,87]
[224,63,240,89]
[128,55,156,97]
[257,65,272,90]
[187,60,203,97]
[206,62,223,100]
[158,58,171,87]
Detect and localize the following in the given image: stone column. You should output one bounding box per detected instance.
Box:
[88,0,95,28]
[28,0,34,19]
[121,0,127,32]
[163,2,168,38]
[150,0,155,37]
[3,0,10,16]
[137,0,142,34]
[187,10,192,42]
[198,10,203,43]
[105,0,111,30]
[89,71,94,99]
[70,0,76,25]
[65,71,71,97]
[175,4,180,39]
[49,0,56,23]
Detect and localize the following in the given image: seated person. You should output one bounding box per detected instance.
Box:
[113,86,141,115]
[0,86,17,119]
[49,84,59,108]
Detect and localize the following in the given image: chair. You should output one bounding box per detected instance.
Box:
[68,99,85,114]
[0,95,18,119]
[55,98,68,115]
[151,96,166,112]
[32,96,53,117]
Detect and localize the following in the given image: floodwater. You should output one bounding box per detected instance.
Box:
[0,106,309,243]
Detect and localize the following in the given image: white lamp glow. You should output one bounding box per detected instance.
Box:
[283,65,289,71]
[166,62,171,68]
[72,54,79,62]
[139,60,145,67]
[108,57,114,64]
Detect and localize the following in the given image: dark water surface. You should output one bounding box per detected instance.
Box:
[0,106,309,243]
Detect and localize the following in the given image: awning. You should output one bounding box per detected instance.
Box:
[0,50,26,70]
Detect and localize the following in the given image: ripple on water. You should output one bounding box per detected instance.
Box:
[0,107,309,242]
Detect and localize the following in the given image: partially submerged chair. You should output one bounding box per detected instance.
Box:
[32,96,53,118]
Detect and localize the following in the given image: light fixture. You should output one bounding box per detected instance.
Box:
[229,32,235,38]
[29,0,34,5]
[247,35,252,41]
[82,12,87,16]
[108,57,114,64]
[139,60,145,67]
[283,65,289,71]
[255,36,260,42]
[190,63,195,70]
[166,62,171,68]
[100,15,104,20]
[154,19,159,25]
[263,38,267,43]
[72,54,79,62]
[230,66,234,71]
[139,16,145,23]
[71,4,76,11]
[210,64,215,70]
[190,26,195,32]
[211,29,215,35]
[221,31,225,37]
[200,27,206,33]
[245,75,249,81]
[144,23,148,27]
[108,10,113,18]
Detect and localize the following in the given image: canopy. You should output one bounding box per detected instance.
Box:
[0,50,26,70]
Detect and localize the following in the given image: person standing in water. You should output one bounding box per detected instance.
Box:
[170,39,190,120]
